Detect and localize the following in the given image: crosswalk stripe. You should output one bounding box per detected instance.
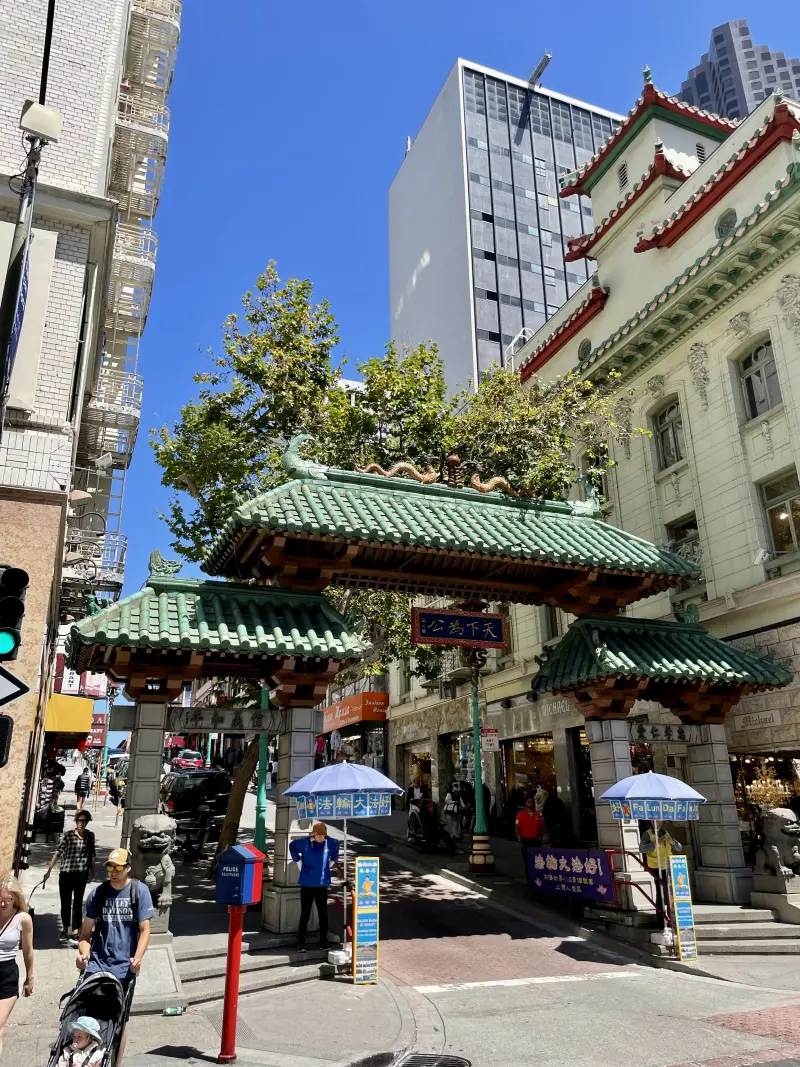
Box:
[413,970,639,994]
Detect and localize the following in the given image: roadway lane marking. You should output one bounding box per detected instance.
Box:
[414,971,639,994]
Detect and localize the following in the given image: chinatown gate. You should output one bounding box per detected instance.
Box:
[66,439,792,929]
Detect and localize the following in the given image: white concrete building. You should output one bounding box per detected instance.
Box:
[389,59,621,392]
[0,0,181,867]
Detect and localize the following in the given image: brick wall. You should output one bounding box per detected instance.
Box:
[0,0,128,195]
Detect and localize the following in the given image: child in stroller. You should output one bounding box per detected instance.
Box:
[50,973,131,1067]
[407,798,458,853]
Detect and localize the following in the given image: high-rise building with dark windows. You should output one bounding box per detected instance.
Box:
[680,20,800,120]
[389,60,621,391]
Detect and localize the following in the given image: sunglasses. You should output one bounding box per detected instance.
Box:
[106,864,127,873]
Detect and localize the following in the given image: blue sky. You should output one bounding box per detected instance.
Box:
[121,0,798,594]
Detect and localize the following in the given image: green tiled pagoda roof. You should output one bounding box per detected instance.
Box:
[533,615,792,693]
[203,467,699,583]
[65,576,371,669]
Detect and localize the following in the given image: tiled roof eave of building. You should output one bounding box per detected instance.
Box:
[533,615,793,693]
[559,82,737,198]
[577,161,800,380]
[634,101,800,252]
[565,149,693,262]
[518,281,609,381]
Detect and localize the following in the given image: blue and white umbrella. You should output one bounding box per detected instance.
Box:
[600,771,706,823]
[284,763,403,948]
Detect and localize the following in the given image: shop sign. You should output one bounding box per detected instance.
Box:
[89,712,107,748]
[669,855,698,960]
[412,607,508,649]
[629,722,699,744]
[293,791,393,820]
[608,798,701,821]
[528,847,615,902]
[732,709,781,733]
[480,727,499,752]
[353,857,380,984]
[321,691,388,733]
[167,705,281,734]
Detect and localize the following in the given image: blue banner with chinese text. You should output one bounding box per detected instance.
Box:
[412,607,508,649]
[527,847,615,902]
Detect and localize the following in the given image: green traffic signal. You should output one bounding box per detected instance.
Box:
[0,630,18,656]
[0,567,28,662]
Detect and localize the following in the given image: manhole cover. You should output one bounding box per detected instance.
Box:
[401,1057,471,1067]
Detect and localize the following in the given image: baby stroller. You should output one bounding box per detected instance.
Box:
[48,972,131,1067]
[408,798,458,854]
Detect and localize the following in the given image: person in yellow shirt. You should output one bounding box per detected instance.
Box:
[639,823,683,926]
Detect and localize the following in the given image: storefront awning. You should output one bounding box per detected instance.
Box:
[45,694,94,735]
[322,692,388,733]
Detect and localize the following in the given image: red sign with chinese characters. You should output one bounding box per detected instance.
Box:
[411,608,508,649]
[89,712,108,748]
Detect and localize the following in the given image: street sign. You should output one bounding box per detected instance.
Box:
[669,855,698,960]
[353,857,380,984]
[412,607,508,649]
[0,663,29,708]
[90,712,107,748]
[480,727,499,752]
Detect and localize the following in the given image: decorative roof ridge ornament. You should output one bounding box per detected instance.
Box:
[589,626,612,669]
[354,460,438,484]
[643,64,653,86]
[568,474,603,517]
[674,602,701,626]
[468,473,534,499]
[281,433,329,481]
[148,549,182,579]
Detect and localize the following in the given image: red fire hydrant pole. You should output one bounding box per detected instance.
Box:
[217,904,245,1064]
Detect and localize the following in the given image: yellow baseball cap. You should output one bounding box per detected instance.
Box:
[107,848,129,866]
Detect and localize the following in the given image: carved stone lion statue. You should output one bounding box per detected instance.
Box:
[130,813,177,913]
[755,807,800,879]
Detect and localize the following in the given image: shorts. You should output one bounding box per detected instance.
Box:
[0,960,19,1000]
[75,792,87,800]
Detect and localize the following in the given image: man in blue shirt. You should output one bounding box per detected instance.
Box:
[289,822,342,951]
[76,848,155,1066]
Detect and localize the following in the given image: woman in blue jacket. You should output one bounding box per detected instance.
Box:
[289,822,342,950]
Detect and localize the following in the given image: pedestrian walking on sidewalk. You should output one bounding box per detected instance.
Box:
[0,873,34,1058]
[75,848,154,1067]
[515,794,544,880]
[43,811,96,945]
[443,783,464,841]
[74,769,92,812]
[289,822,342,951]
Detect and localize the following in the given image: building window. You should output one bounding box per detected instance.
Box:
[578,338,592,361]
[666,514,703,572]
[696,143,706,163]
[618,162,628,189]
[741,341,781,419]
[540,604,562,642]
[763,471,800,554]
[655,401,685,470]
[399,658,411,697]
[715,209,738,239]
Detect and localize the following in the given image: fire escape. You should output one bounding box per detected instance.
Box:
[62,0,181,620]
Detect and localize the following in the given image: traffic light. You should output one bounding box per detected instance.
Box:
[0,714,11,767]
[0,567,28,661]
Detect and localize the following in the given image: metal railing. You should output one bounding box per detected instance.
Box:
[131,0,182,24]
[504,327,535,371]
[88,367,144,418]
[112,224,158,272]
[116,95,170,142]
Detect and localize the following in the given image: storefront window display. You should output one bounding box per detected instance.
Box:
[568,726,597,844]
[446,731,474,785]
[732,753,800,864]
[503,735,557,798]
[404,746,432,791]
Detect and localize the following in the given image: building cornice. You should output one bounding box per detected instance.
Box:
[559,78,737,199]
[565,143,693,262]
[577,162,800,385]
[518,280,609,381]
[634,102,800,252]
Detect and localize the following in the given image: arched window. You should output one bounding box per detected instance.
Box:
[655,400,685,470]
[618,162,628,189]
[741,341,781,418]
[715,209,737,239]
[578,338,592,362]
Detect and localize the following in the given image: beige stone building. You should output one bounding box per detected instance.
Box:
[384,75,800,898]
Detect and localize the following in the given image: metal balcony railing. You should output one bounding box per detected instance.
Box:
[116,95,170,142]
[126,3,181,95]
[113,224,158,274]
[87,367,144,421]
[131,0,182,29]
[107,153,164,219]
[63,530,127,589]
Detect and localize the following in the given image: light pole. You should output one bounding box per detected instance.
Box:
[467,648,494,873]
[254,688,269,852]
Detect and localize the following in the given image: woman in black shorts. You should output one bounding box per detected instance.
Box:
[0,872,34,1057]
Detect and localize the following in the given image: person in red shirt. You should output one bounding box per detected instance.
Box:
[515,794,544,880]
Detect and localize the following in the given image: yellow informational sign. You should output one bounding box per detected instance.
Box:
[669,855,698,960]
[353,856,379,984]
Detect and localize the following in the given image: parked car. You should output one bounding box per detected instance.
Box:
[160,769,232,821]
[171,748,204,771]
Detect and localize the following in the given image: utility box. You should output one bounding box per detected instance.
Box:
[216,844,266,907]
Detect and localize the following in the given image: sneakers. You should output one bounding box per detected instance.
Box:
[296,940,306,953]
[59,931,69,944]
[68,937,79,948]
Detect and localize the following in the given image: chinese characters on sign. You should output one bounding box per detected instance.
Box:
[669,855,698,960]
[629,722,700,744]
[608,799,701,821]
[527,847,615,902]
[353,857,380,984]
[293,792,393,820]
[411,608,508,650]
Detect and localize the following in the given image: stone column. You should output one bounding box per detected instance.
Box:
[122,702,168,845]
[263,706,317,934]
[686,723,752,904]
[585,719,653,914]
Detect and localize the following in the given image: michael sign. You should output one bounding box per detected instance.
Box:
[732,709,781,732]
